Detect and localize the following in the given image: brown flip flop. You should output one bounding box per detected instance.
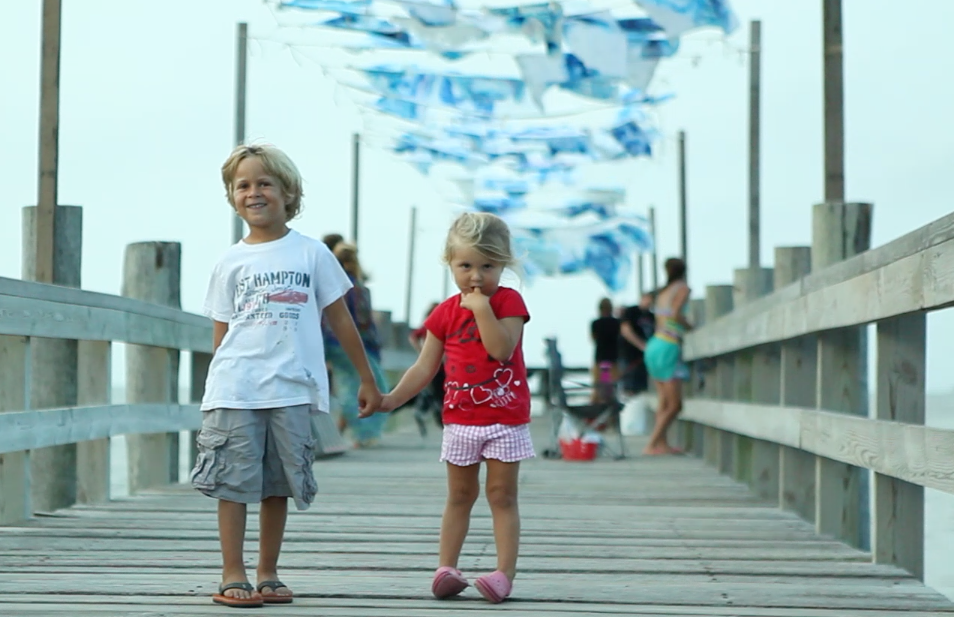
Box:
[212,581,263,608]
[257,580,294,604]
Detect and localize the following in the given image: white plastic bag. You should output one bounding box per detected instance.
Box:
[620,394,651,436]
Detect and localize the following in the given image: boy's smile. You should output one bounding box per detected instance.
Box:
[231,156,290,242]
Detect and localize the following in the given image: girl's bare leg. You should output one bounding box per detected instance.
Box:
[645,380,683,455]
[484,459,521,581]
[438,463,481,568]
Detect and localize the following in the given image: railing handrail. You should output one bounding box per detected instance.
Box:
[684,211,954,360]
[0,276,212,352]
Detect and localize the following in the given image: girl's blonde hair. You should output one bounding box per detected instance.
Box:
[221,143,304,220]
[333,242,364,282]
[443,212,517,267]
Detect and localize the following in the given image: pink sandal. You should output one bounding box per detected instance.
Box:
[474,571,512,604]
[432,566,469,599]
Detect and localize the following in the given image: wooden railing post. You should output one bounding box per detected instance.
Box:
[703,285,733,470]
[22,205,82,513]
[873,313,925,579]
[123,242,182,492]
[0,336,31,523]
[775,246,816,520]
[732,267,774,485]
[76,341,111,504]
[812,202,872,549]
[681,298,707,456]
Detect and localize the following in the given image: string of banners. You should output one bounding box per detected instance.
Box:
[269,0,737,290]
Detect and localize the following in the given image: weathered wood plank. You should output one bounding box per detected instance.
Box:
[684,212,954,360]
[0,404,201,454]
[681,399,954,494]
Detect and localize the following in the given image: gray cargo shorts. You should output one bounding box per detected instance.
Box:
[190,405,318,511]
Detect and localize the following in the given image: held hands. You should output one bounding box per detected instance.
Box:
[459,286,490,313]
[357,385,402,418]
[356,380,383,418]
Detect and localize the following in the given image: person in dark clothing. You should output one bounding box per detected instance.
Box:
[590,298,621,402]
[618,293,655,396]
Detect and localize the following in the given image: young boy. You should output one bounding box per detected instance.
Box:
[192,143,382,607]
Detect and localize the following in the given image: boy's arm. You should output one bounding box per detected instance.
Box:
[323,297,382,413]
[212,321,229,354]
[370,332,444,415]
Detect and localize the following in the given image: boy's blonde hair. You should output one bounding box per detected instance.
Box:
[443,212,517,267]
[221,143,304,219]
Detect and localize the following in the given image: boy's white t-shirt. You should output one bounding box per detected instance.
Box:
[200,229,352,413]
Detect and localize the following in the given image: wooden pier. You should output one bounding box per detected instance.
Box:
[0,423,951,616]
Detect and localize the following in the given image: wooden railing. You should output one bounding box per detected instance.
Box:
[676,203,954,581]
[0,274,213,524]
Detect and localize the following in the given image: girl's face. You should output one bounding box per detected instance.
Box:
[449,245,504,296]
[231,156,289,242]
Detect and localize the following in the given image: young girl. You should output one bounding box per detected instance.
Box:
[362,212,532,604]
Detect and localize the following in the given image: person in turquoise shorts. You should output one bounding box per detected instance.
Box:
[643,257,693,455]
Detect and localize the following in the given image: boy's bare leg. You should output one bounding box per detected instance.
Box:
[438,463,480,569]
[257,496,293,599]
[484,460,520,581]
[218,500,259,600]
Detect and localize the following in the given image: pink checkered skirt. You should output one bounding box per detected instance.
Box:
[440,423,536,466]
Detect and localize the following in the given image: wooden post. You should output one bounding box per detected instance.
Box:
[684,298,706,456]
[352,133,361,247]
[702,285,733,469]
[22,205,82,513]
[677,132,687,265]
[636,253,644,295]
[35,0,62,286]
[776,246,816,520]
[0,336,31,524]
[813,202,872,550]
[873,313,925,579]
[823,0,845,202]
[732,266,774,490]
[732,267,773,308]
[648,207,659,294]
[231,22,248,244]
[773,246,811,290]
[76,341,111,504]
[188,351,213,470]
[122,242,182,493]
[748,20,761,270]
[404,206,417,323]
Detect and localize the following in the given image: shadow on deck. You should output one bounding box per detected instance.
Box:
[0,421,951,616]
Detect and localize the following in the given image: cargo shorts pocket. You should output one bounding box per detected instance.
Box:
[300,438,318,504]
[191,428,228,491]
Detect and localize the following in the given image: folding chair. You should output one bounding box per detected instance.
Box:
[541,337,626,460]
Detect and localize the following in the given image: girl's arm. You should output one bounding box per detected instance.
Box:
[323,297,382,413]
[471,305,524,362]
[370,332,445,414]
[212,321,229,354]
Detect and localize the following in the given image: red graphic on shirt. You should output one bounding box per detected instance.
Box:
[267,289,308,305]
[425,287,531,426]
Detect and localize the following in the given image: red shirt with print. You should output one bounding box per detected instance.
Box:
[424,286,531,426]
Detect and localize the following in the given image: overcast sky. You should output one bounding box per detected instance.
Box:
[2,0,953,392]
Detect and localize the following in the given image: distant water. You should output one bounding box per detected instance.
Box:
[106,387,954,599]
[926,393,954,599]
